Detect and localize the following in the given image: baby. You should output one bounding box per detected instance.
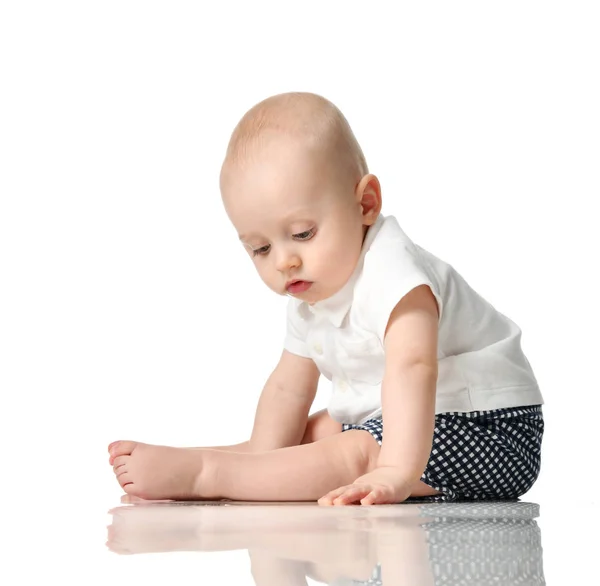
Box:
[108,92,544,505]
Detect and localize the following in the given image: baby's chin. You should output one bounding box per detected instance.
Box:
[300,288,339,306]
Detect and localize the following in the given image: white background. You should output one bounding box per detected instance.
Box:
[1,1,598,583]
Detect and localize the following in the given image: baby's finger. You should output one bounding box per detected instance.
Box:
[333,486,370,505]
[360,490,379,505]
[360,487,392,506]
[318,485,353,505]
[317,494,336,506]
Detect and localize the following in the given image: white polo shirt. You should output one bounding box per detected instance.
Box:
[283,213,544,424]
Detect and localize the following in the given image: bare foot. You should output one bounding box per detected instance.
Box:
[108,441,214,500]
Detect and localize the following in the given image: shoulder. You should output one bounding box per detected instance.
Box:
[360,215,426,278]
[352,216,443,342]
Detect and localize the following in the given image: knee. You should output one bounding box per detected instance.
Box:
[301,409,343,444]
[360,432,381,473]
[340,430,380,477]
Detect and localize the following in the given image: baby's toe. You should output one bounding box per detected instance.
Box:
[117,470,133,489]
[112,455,128,473]
[109,441,138,461]
[121,478,144,498]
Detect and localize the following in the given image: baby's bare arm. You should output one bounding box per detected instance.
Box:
[248,350,320,452]
[190,351,320,452]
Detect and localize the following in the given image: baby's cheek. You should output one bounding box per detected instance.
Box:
[316,243,355,277]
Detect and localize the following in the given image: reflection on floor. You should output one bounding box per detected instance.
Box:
[107,498,544,585]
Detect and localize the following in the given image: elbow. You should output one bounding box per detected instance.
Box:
[386,360,438,382]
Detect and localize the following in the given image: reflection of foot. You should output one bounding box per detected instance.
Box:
[107,504,212,554]
[108,441,213,500]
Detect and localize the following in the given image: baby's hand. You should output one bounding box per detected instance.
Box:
[318,467,414,505]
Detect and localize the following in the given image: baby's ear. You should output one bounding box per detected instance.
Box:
[356,174,382,222]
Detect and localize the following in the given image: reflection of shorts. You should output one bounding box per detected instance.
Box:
[328,501,544,586]
[341,404,544,502]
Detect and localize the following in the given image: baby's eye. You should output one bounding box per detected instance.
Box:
[252,245,271,257]
[293,228,314,240]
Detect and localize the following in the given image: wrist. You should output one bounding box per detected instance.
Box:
[373,462,423,486]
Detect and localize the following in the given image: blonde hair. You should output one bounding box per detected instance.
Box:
[221,92,368,184]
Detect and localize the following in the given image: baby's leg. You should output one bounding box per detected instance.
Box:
[211,429,376,501]
[109,428,376,502]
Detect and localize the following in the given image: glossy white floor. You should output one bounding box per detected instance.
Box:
[3,474,596,585]
[100,491,596,585]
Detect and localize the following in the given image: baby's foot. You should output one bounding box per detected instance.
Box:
[108,441,214,501]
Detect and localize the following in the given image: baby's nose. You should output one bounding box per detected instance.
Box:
[275,250,301,272]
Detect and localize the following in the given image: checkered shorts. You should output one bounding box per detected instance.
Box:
[341,405,544,502]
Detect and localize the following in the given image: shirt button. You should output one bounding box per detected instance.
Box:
[313,343,323,355]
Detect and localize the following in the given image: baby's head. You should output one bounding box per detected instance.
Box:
[220,92,381,304]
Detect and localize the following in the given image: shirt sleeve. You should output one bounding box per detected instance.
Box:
[283,298,312,358]
[356,240,444,344]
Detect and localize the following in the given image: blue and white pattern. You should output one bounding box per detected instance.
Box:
[342,405,544,502]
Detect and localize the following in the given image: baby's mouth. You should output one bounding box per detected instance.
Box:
[286,280,313,293]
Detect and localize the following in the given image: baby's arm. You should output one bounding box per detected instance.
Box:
[377,284,439,478]
[248,349,320,452]
[319,284,439,505]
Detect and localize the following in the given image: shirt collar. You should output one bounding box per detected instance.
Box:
[296,214,385,327]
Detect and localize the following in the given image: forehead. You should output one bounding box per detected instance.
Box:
[222,138,334,235]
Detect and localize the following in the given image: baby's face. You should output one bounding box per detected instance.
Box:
[221,137,370,304]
